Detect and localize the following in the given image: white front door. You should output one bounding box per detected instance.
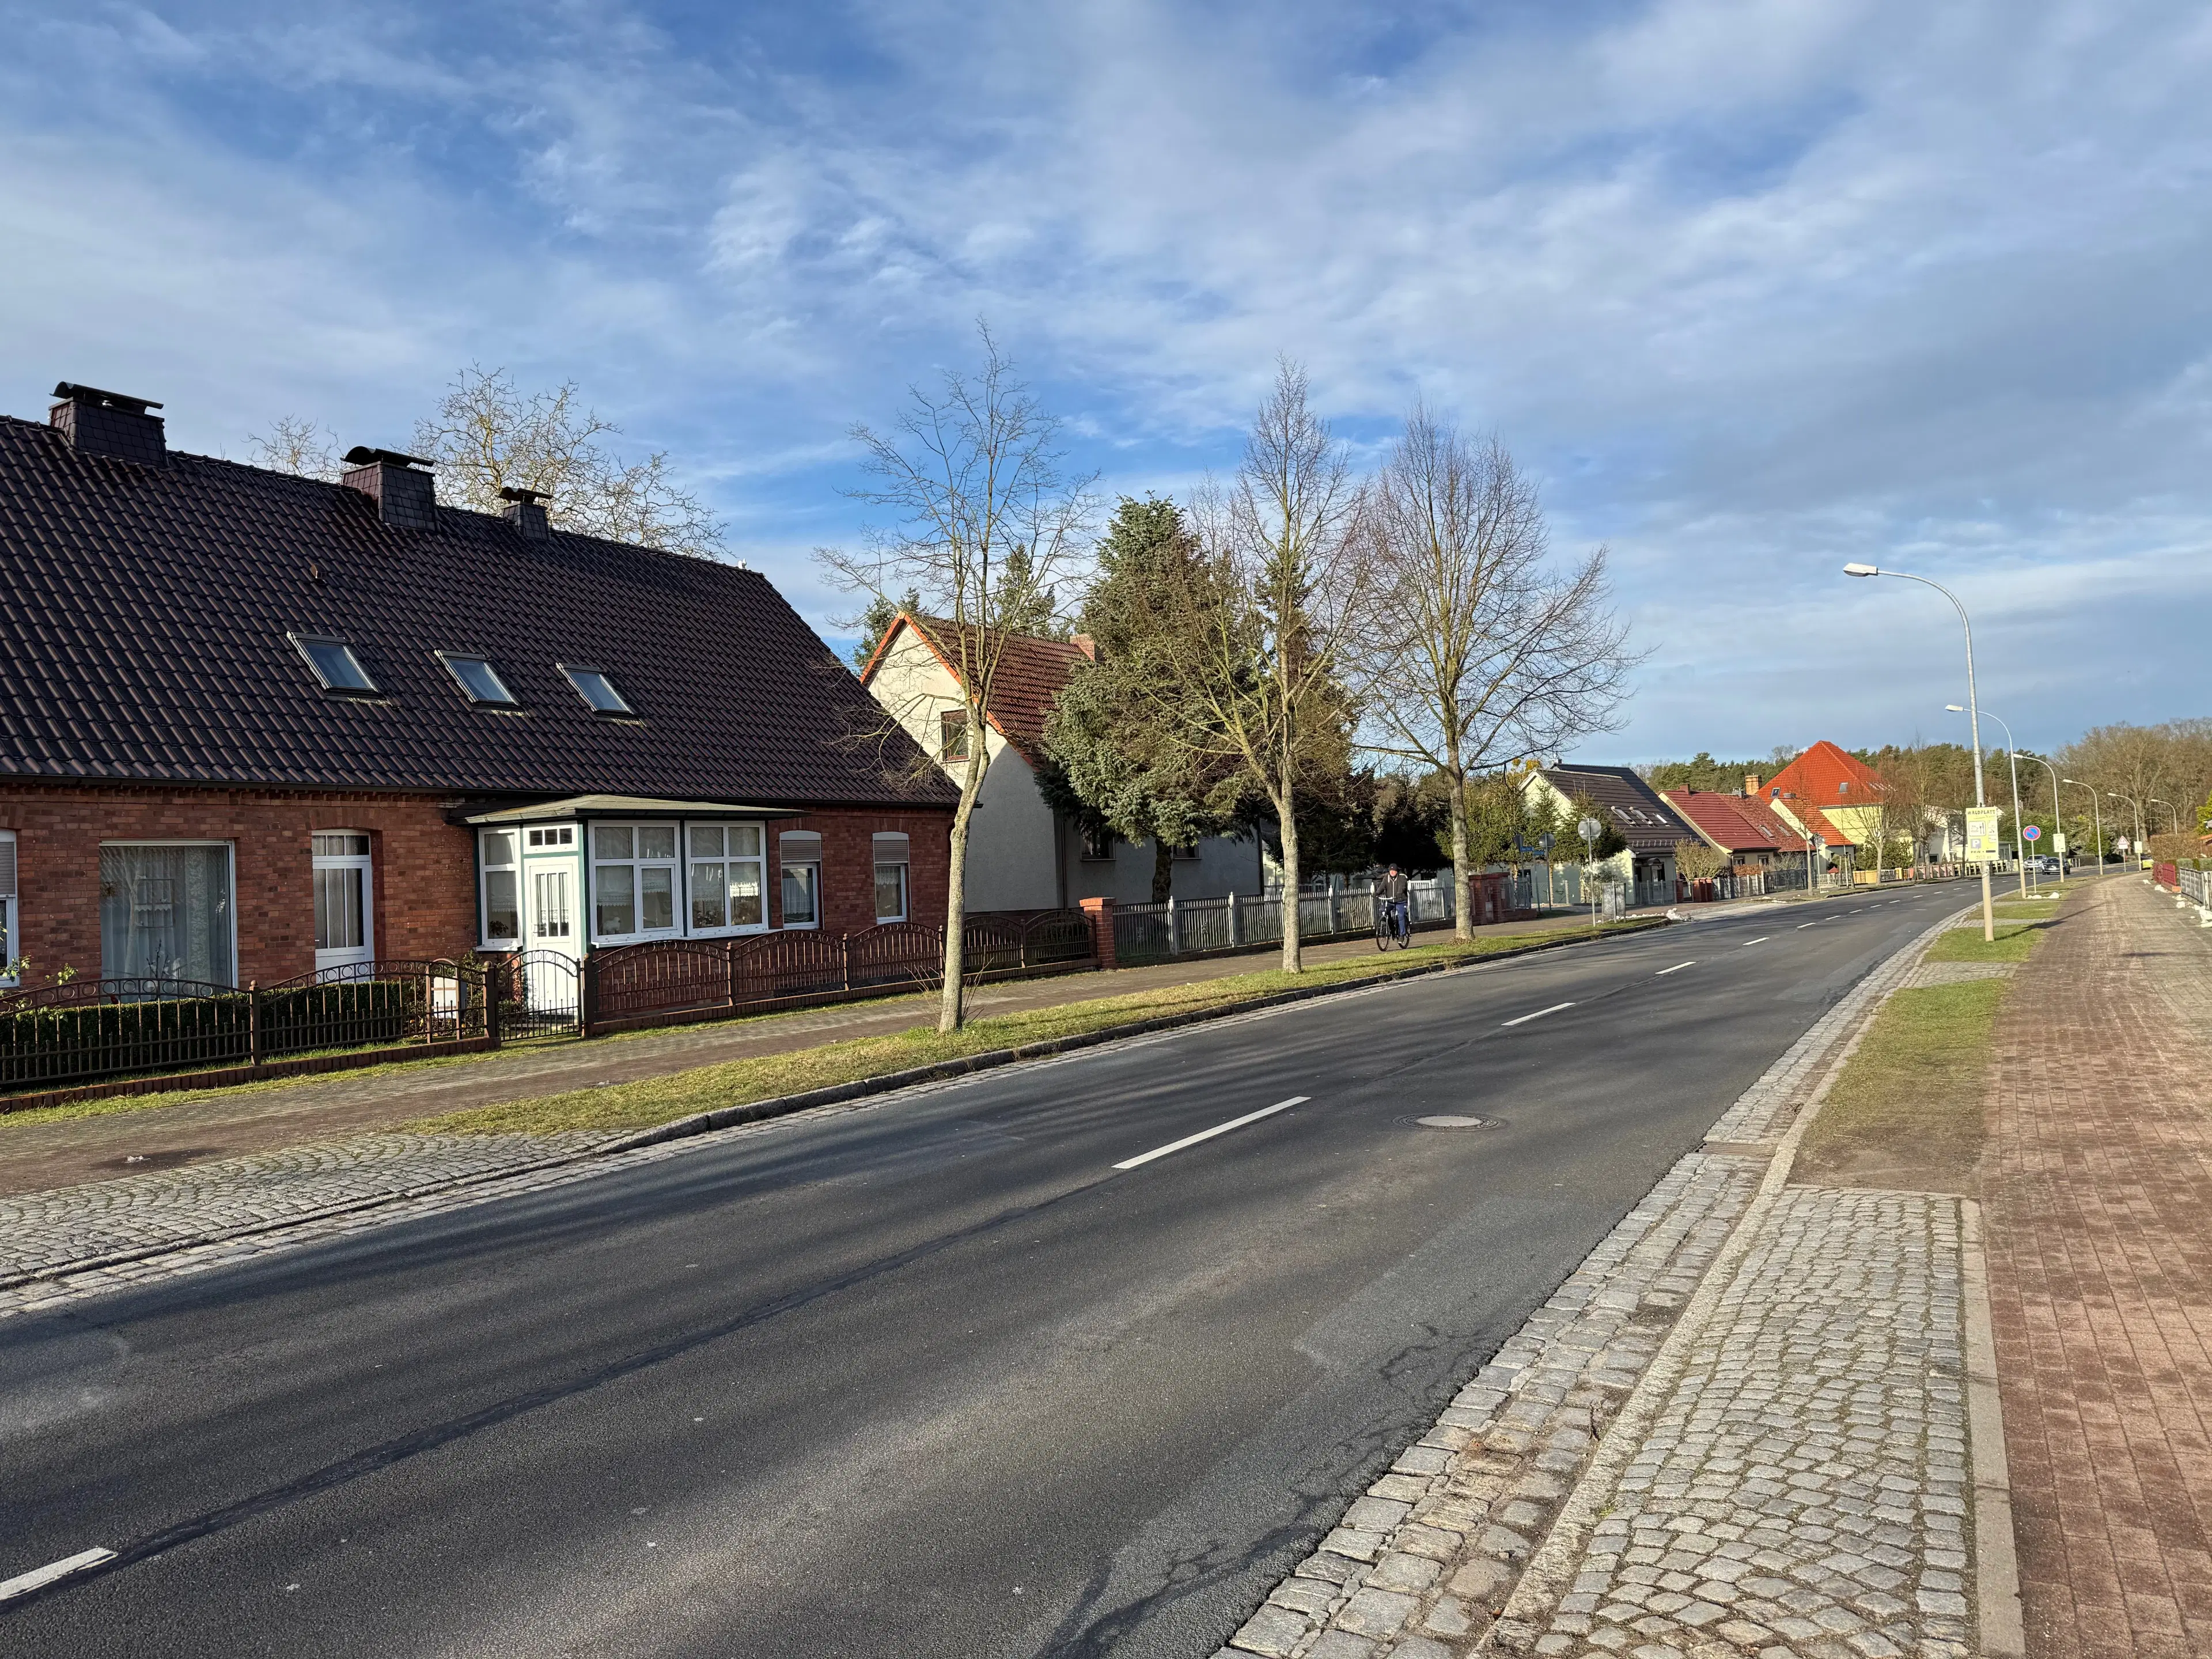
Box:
[312,832,374,974]
[521,824,584,1013]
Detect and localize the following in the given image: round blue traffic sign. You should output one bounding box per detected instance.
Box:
[2022,824,2041,841]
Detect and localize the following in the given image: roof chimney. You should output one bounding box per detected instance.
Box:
[498,485,550,541]
[1744,772,1761,796]
[49,382,166,467]
[340,446,437,531]
[1071,633,1097,661]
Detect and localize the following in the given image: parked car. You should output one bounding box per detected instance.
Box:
[2033,855,2063,876]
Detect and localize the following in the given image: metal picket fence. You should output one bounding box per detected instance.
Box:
[1113,877,1462,964]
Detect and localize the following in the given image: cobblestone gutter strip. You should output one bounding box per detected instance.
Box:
[0,925,1661,1310]
[1217,907,1975,1659]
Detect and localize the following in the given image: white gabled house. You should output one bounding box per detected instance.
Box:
[858,614,1264,912]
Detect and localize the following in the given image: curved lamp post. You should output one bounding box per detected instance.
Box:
[2062,779,2105,872]
[1960,706,2031,898]
[1846,565,1994,939]
[2107,790,2146,867]
[2017,749,2066,875]
[2152,798,2183,835]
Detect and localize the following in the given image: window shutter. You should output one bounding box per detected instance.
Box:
[0,833,14,897]
[872,832,910,861]
[778,831,823,862]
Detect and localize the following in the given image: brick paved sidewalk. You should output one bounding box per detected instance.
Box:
[0,912,1602,1196]
[1983,877,2212,1659]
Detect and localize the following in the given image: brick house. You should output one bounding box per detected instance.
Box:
[0,383,956,994]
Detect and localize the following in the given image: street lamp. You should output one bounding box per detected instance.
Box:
[2108,790,2145,868]
[1847,565,1994,940]
[2017,749,2066,876]
[2152,798,2183,835]
[2061,778,2104,874]
[1964,708,2030,897]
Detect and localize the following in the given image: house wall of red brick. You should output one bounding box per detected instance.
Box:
[0,783,955,989]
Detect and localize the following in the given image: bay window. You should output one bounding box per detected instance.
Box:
[479,829,521,947]
[687,824,767,934]
[592,823,680,942]
[99,842,235,986]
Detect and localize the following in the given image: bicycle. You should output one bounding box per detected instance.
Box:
[1373,896,1410,950]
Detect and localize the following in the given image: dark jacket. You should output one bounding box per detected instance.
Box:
[1380,871,1410,903]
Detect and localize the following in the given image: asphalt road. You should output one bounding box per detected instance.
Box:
[0,885,1964,1658]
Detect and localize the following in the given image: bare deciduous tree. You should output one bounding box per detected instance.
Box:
[1349,412,1635,940]
[819,325,1094,1033]
[249,415,341,480]
[1674,837,1729,884]
[414,366,724,558]
[1120,361,1366,971]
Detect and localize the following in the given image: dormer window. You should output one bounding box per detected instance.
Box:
[290,634,378,696]
[561,664,634,717]
[438,652,518,707]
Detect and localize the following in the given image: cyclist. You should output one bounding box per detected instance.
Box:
[1379,864,1411,946]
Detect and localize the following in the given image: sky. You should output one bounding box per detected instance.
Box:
[4,0,2209,764]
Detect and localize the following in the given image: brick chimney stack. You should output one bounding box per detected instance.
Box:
[1744,772,1762,797]
[49,382,166,467]
[340,446,437,530]
[1071,634,1097,661]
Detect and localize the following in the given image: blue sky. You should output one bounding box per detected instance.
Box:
[5,0,2208,763]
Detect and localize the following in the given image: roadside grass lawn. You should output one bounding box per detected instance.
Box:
[1926,922,2042,963]
[407,921,1660,1137]
[1793,978,2012,1192]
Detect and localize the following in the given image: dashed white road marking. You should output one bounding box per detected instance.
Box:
[1654,961,1696,976]
[1796,922,1818,929]
[1113,1096,1309,1171]
[0,1547,116,1602]
[1741,937,1771,945]
[1502,1001,1577,1027]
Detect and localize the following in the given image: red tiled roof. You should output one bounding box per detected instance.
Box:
[860,615,1088,768]
[1661,790,1784,853]
[0,414,956,809]
[1762,740,1887,810]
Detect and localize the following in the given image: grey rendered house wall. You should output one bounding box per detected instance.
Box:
[1061,829,1266,905]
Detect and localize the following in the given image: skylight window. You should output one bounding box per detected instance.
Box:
[290,634,378,695]
[560,664,634,716]
[438,652,518,707]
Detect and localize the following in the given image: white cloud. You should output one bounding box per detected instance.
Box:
[1,0,2207,756]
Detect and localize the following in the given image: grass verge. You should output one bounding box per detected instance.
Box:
[408,922,1657,1137]
[1926,923,2041,963]
[1791,978,2008,1192]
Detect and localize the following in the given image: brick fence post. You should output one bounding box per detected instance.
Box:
[1080,896,1116,972]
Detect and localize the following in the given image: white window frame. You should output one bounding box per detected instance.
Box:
[589,821,685,945]
[0,829,16,986]
[683,822,770,938]
[310,830,375,972]
[478,828,525,950]
[97,839,240,987]
[873,833,911,924]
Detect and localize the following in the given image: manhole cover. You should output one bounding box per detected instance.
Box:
[1415,1115,1491,1130]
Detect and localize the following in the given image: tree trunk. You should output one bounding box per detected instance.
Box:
[938,713,988,1034]
[1448,774,1472,942]
[1151,836,1174,905]
[1278,785,1302,973]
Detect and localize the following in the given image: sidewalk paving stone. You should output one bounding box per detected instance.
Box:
[1983,877,2212,1659]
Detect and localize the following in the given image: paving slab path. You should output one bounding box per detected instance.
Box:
[1983,877,2212,1659]
[0,912,1605,1196]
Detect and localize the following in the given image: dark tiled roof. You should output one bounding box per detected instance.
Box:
[0,415,955,808]
[1540,764,1695,854]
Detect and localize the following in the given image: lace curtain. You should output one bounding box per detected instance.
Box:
[99,844,235,986]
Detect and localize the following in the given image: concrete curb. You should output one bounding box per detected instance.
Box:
[1961,1199,2027,1658]
[1473,908,1940,1653]
[3,921,1664,1293]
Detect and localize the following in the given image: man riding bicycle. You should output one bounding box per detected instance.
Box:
[1378,864,1411,946]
